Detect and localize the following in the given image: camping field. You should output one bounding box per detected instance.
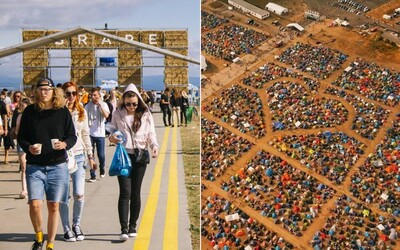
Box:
[201,0,400,249]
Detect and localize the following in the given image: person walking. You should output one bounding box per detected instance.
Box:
[78,86,89,105]
[13,97,31,199]
[160,87,171,127]
[85,87,110,182]
[108,83,159,240]
[17,77,77,250]
[0,115,3,136]
[0,90,13,164]
[170,89,182,127]
[180,90,189,126]
[60,82,96,242]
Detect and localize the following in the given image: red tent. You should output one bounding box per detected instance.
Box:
[380,234,388,242]
[282,173,291,181]
[385,164,398,173]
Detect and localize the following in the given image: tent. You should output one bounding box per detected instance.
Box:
[265,2,288,15]
[341,21,349,26]
[266,167,274,177]
[287,23,304,32]
[188,83,200,105]
[201,55,207,71]
[99,79,118,90]
[273,121,284,129]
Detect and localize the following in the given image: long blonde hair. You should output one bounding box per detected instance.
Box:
[34,78,65,110]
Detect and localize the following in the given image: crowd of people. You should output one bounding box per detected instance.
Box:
[241,62,320,91]
[219,150,336,237]
[202,24,268,61]
[0,81,161,249]
[271,132,364,185]
[349,115,400,217]
[331,58,400,107]
[201,193,294,249]
[203,84,266,138]
[310,194,399,249]
[324,87,390,140]
[201,11,229,31]
[278,42,348,79]
[201,117,254,182]
[266,81,348,131]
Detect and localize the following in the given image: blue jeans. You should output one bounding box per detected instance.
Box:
[90,136,105,177]
[60,154,85,232]
[26,163,69,203]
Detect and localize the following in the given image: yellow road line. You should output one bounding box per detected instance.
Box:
[133,127,170,250]
[163,126,179,250]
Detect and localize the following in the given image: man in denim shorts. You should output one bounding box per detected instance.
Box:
[17,78,77,250]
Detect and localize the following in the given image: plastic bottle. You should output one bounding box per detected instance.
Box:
[112,130,125,143]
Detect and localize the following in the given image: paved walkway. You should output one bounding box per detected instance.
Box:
[0,112,192,250]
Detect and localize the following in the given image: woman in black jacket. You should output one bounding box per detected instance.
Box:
[180,90,189,126]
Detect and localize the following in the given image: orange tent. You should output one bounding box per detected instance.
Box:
[236,229,245,237]
[282,173,291,181]
[385,164,398,173]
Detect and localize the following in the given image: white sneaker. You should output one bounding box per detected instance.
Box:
[100,174,105,178]
[128,228,137,237]
[64,230,77,242]
[120,230,129,241]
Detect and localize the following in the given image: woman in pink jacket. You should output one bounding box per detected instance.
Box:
[109,83,159,240]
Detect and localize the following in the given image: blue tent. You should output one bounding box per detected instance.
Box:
[323,131,332,138]
[266,167,274,177]
[274,121,284,130]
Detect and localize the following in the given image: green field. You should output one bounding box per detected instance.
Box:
[180,109,200,250]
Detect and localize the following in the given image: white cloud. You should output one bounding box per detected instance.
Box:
[0,0,147,28]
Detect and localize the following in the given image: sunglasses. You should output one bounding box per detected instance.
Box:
[65,91,77,97]
[125,102,138,107]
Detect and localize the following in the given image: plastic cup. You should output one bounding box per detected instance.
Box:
[33,143,42,154]
[51,139,59,149]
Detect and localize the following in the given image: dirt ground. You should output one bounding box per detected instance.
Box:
[367,0,400,26]
[201,0,400,249]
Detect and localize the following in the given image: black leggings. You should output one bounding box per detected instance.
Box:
[117,154,147,231]
[161,106,171,126]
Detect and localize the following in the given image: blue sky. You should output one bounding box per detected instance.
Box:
[0,0,200,90]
